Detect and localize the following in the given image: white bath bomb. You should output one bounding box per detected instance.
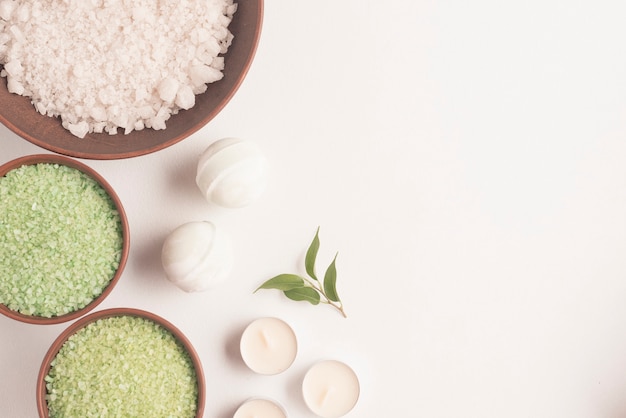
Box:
[161,221,233,292]
[196,137,268,208]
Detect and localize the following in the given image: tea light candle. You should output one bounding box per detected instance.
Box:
[302,360,360,418]
[233,398,287,418]
[240,317,297,375]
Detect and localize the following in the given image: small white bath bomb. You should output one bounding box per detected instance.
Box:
[161,221,233,292]
[196,137,268,208]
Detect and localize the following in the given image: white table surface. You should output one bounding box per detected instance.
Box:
[3,1,626,417]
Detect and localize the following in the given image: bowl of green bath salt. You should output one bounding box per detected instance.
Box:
[37,308,205,418]
[0,154,129,324]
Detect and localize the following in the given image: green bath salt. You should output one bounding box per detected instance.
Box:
[45,315,199,417]
[0,163,123,317]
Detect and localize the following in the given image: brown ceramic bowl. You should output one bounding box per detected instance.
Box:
[0,2,263,160]
[37,308,206,418]
[0,154,129,324]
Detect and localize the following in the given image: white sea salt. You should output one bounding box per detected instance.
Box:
[0,0,237,138]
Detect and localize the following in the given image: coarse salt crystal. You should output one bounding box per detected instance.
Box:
[157,77,179,103]
[67,121,89,139]
[0,0,15,21]
[175,85,195,110]
[7,76,22,94]
[16,4,28,22]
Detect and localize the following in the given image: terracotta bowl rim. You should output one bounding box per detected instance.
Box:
[0,153,130,324]
[36,307,206,418]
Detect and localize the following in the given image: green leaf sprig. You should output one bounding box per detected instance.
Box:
[255,227,346,318]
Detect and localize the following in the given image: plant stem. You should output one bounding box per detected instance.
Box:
[325,301,347,318]
[303,276,347,318]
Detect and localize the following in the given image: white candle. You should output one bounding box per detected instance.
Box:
[302,360,360,418]
[240,317,297,375]
[233,398,287,418]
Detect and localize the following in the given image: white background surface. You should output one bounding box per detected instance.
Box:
[3,1,626,417]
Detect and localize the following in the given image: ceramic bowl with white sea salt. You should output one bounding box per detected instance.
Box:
[37,308,205,418]
[0,0,263,159]
[0,154,129,324]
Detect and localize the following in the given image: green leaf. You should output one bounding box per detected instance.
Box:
[284,287,321,305]
[323,253,340,302]
[255,274,305,292]
[305,227,321,281]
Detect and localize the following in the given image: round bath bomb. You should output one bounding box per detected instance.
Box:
[161,221,233,292]
[196,137,268,208]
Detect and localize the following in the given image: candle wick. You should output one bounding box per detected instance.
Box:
[259,329,271,348]
[318,386,333,407]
